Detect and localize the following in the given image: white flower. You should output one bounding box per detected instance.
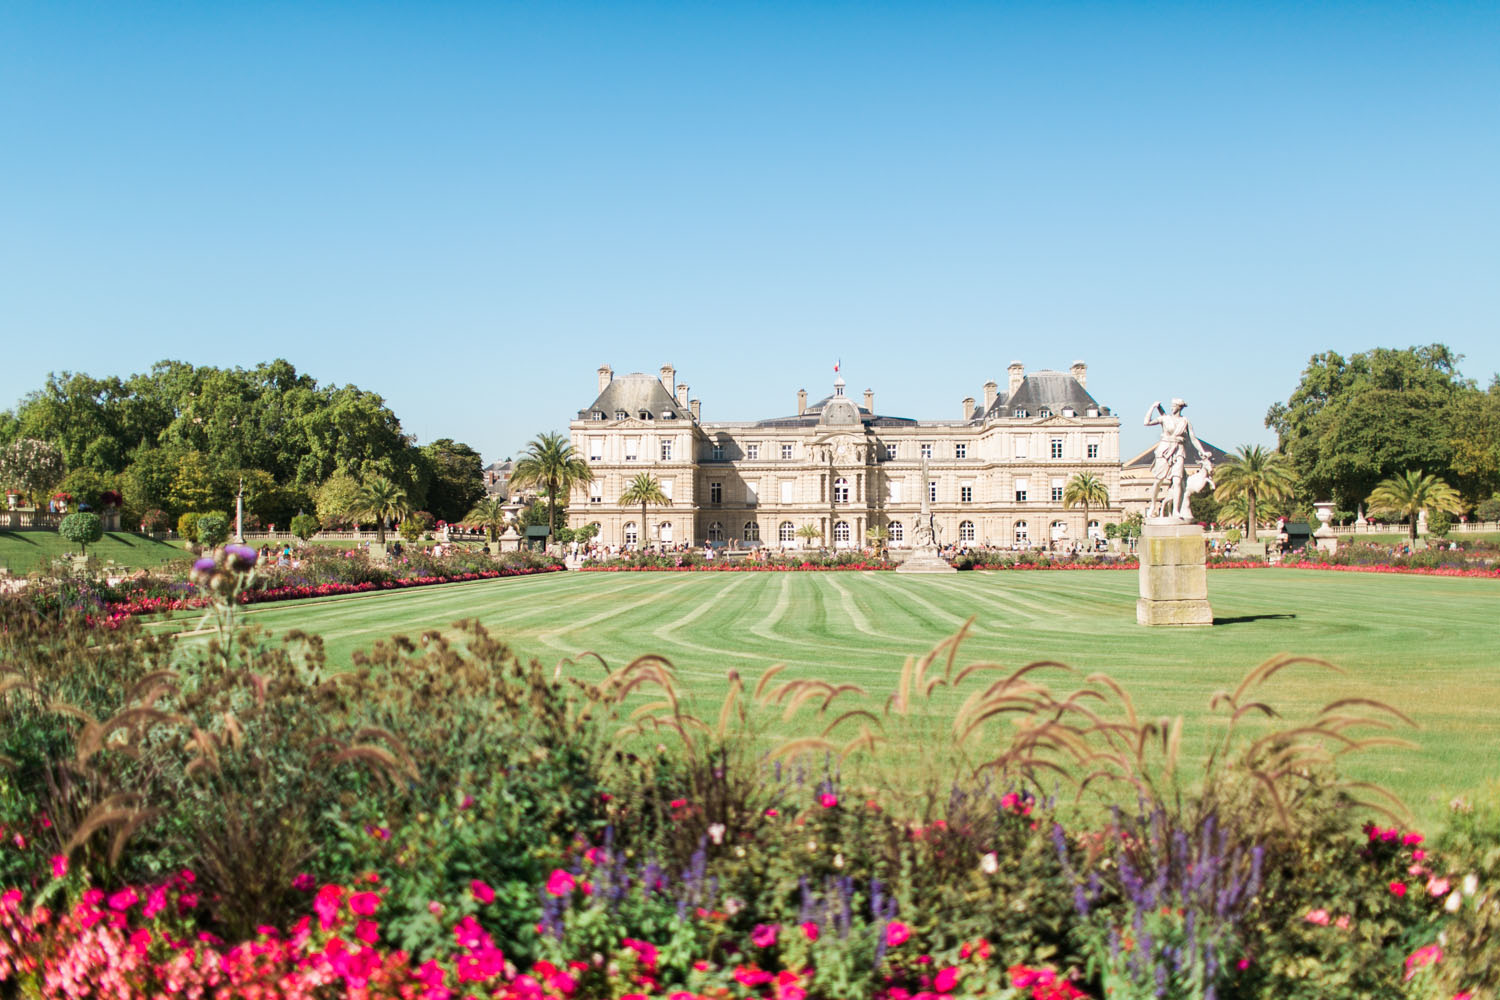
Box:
[735,846,746,858]
[807,839,818,852]
[1462,873,1480,896]
[834,853,844,869]
[1446,891,1463,913]
[981,851,999,875]
[708,823,726,845]
[725,897,743,915]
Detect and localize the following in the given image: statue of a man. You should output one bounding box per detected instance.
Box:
[1144,398,1207,520]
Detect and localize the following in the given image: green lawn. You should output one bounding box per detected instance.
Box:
[153,568,1499,828]
[0,530,190,574]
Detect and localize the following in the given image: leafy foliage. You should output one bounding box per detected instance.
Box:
[0,437,65,504]
[289,512,321,540]
[57,512,103,554]
[194,512,231,548]
[509,432,593,540]
[1365,470,1465,544]
[1214,444,1296,542]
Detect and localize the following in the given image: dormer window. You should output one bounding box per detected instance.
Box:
[662,410,676,419]
[711,444,725,461]
[1038,408,1052,418]
[591,411,605,420]
[1014,408,1029,418]
[639,410,653,420]
[615,409,628,421]
[1086,407,1099,417]
[1061,407,1075,417]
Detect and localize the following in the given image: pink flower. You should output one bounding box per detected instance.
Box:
[886,920,910,946]
[348,890,380,916]
[935,966,960,992]
[354,919,379,944]
[292,872,316,891]
[819,793,838,809]
[471,879,495,903]
[1427,876,1451,897]
[751,923,779,947]
[800,921,820,942]
[1389,881,1408,897]
[1304,909,1330,925]
[670,799,687,809]
[49,855,67,879]
[1404,943,1443,980]
[108,888,138,912]
[765,808,779,817]
[314,885,344,928]
[1403,832,1424,846]
[546,869,576,896]
[1335,914,1350,929]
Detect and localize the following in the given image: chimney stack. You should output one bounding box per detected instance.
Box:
[660,364,675,394]
[983,380,998,413]
[690,398,701,421]
[1008,361,1025,396]
[597,365,613,393]
[797,389,808,416]
[1070,360,1087,388]
[962,396,975,421]
[863,388,874,412]
[676,383,690,407]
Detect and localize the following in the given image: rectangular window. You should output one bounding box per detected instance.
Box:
[960,484,973,503]
[660,478,674,500]
[781,443,794,460]
[955,443,967,459]
[589,482,602,504]
[1087,442,1100,459]
[887,480,902,503]
[1051,438,1064,459]
[780,480,793,504]
[921,443,933,459]
[589,436,603,462]
[747,443,760,460]
[660,440,673,461]
[624,437,639,462]
[1051,478,1064,502]
[929,481,938,504]
[711,444,725,461]
[1014,438,1028,460]
[710,482,722,505]
[1014,478,1029,503]
[885,442,898,460]
[746,480,759,506]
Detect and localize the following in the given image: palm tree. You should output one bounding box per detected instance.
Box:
[1213,445,1295,543]
[618,473,670,550]
[1062,473,1109,543]
[1366,470,1465,545]
[354,475,410,545]
[865,524,888,559]
[795,523,823,550]
[509,432,594,542]
[465,496,509,542]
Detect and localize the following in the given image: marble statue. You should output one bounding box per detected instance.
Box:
[1144,398,1208,521]
[911,456,938,547]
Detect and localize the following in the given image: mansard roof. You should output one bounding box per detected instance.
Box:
[1122,438,1230,470]
[752,393,919,430]
[578,373,690,421]
[982,370,1107,421]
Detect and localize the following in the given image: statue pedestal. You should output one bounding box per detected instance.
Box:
[895,545,957,574]
[1137,521,1212,626]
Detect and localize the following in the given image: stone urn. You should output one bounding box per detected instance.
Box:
[1313,501,1338,553]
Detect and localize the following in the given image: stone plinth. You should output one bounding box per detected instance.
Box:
[895,546,957,574]
[1137,520,1212,626]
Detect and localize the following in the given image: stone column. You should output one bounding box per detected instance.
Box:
[1137,521,1212,626]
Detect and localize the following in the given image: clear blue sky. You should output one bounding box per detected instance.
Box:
[3,1,1497,463]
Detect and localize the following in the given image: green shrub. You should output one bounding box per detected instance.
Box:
[289,512,320,540]
[58,512,104,555]
[1476,495,1500,522]
[195,512,231,548]
[1426,510,1453,537]
[1225,527,1243,545]
[177,511,201,542]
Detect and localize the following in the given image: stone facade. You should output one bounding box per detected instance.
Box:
[568,363,1122,550]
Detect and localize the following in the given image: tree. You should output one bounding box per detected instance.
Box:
[796,523,823,548]
[195,512,231,549]
[1365,470,1465,545]
[167,451,226,516]
[465,497,510,542]
[419,439,487,523]
[618,473,670,550]
[865,524,888,558]
[353,476,410,545]
[0,438,65,506]
[1062,473,1109,539]
[59,512,103,555]
[1213,445,1295,543]
[508,432,593,541]
[1267,345,1476,509]
[289,513,321,541]
[315,473,363,529]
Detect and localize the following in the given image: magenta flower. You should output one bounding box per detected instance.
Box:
[49,855,67,879]
[348,890,380,916]
[886,920,910,946]
[751,923,779,948]
[800,921,820,942]
[935,966,960,992]
[818,793,838,809]
[471,879,495,903]
[546,869,576,896]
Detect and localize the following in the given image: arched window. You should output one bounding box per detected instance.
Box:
[743,521,760,542]
[833,477,849,503]
[779,521,796,543]
[888,520,904,542]
[958,520,976,542]
[833,520,851,543]
[1051,520,1068,540]
[623,521,638,546]
[659,521,673,543]
[707,521,724,543]
[1014,521,1029,544]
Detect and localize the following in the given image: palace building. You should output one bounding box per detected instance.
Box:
[567,363,1122,550]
